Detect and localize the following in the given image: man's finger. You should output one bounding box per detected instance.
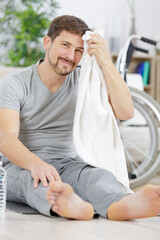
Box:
[46,173,55,183]
[88,35,101,44]
[52,169,61,181]
[41,176,49,187]
[88,44,99,49]
[87,48,95,57]
[33,178,39,188]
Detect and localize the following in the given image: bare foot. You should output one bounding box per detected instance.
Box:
[108,184,160,220]
[46,180,94,220]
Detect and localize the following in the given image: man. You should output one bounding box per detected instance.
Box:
[0,15,160,220]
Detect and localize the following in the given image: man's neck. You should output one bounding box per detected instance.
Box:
[38,59,67,93]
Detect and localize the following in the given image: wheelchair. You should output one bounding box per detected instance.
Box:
[116,35,160,188]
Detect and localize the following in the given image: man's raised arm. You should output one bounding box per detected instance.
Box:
[87,34,134,120]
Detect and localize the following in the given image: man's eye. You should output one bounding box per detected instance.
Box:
[76,49,83,54]
[63,43,68,47]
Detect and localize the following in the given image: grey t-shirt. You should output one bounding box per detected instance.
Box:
[0,61,80,164]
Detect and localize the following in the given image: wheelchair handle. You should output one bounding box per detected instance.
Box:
[134,46,149,54]
[141,37,157,46]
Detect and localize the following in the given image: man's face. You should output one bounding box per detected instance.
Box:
[45,31,84,76]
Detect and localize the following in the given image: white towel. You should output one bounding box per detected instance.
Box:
[73,30,131,191]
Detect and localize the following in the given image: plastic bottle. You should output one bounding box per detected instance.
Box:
[0,161,6,218]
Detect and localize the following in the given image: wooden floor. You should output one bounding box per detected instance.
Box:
[0,209,160,240]
[0,173,159,240]
[0,168,160,240]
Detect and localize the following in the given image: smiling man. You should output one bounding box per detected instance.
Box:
[39,30,84,92]
[0,15,160,221]
[46,31,84,75]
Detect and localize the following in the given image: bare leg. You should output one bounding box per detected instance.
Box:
[46,180,94,220]
[108,184,160,220]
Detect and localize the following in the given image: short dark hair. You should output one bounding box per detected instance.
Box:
[47,15,90,41]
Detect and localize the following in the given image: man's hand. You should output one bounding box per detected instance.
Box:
[87,34,112,68]
[30,160,61,188]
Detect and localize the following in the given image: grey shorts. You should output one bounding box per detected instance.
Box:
[4,156,131,218]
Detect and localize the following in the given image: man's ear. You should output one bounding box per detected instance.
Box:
[43,36,52,51]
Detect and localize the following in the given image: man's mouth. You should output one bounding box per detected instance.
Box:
[58,57,75,67]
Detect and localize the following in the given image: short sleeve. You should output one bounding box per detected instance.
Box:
[0,74,25,111]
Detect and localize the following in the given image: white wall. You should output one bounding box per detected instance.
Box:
[1,0,160,63]
[56,0,160,49]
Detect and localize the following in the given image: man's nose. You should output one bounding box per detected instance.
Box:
[66,48,75,61]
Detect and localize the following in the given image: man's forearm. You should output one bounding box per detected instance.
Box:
[101,61,134,120]
[0,131,43,170]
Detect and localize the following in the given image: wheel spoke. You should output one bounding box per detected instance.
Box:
[122,136,149,159]
[118,96,159,188]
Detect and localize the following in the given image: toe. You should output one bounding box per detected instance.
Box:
[49,181,63,193]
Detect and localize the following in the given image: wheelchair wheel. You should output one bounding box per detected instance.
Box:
[129,87,160,126]
[119,88,160,189]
